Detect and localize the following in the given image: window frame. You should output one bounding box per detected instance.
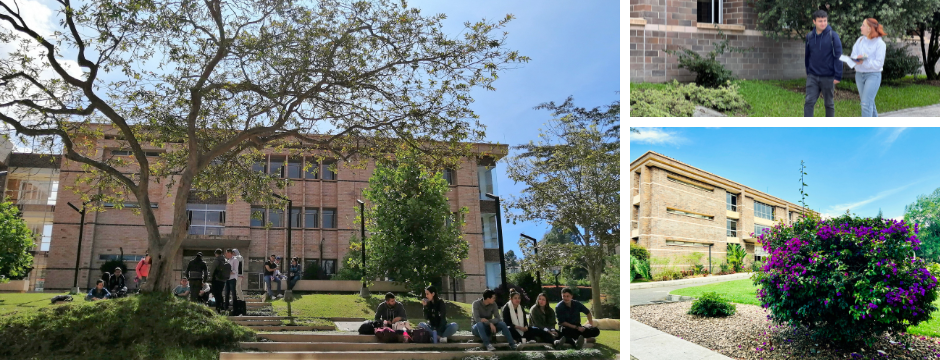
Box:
[250,206,266,227]
[727,218,737,237]
[696,0,723,24]
[754,224,772,237]
[727,193,737,212]
[666,207,715,220]
[754,201,774,220]
[322,208,337,228]
[304,208,319,228]
[321,160,337,181]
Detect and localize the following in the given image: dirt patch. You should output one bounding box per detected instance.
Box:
[631,301,940,360]
[779,83,860,102]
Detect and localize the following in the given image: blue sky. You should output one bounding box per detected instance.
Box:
[630,128,940,220]
[410,0,621,257]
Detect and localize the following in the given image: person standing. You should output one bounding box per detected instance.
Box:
[210,248,230,313]
[134,253,151,291]
[264,254,282,300]
[804,9,844,117]
[556,288,601,349]
[471,289,518,352]
[186,252,208,303]
[419,285,459,344]
[232,249,245,299]
[851,18,888,117]
[223,249,238,310]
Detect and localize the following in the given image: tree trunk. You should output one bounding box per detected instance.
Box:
[928,23,940,80]
[142,170,196,293]
[587,265,605,319]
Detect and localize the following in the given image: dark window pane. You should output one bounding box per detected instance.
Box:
[697,0,713,23]
[322,161,336,180]
[305,158,319,179]
[304,208,319,228]
[269,209,284,227]
[270,156,285,177]
[252,161,266,173]
[323,208,336,228]
[290,207,302,228]
[443,169,455,185]
[250,207,265,227]
[205,211,224,226]
[287,157,302,179]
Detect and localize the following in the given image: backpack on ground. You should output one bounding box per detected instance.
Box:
[50,295,73,304]
[358,320,376,335]
[410,327,432,343]
[374,327,403,343]
[231,299,247,316]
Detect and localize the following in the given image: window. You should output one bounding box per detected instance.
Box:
[289,207,302,228]
[250,206,266,227]
[666,208,714,220]
[187,204,226,235]
[443,169,456,186]
[269,209,284,227]
[98,254,146,261]
[252,160,267,174]
[754,201,774,220]
[727,193,737,211]
[321,161,337,180]
[145,151,162,157]
[754,224,771,237]
[727,219,737,237]
[485,262,502,289]
[478,166,497,200]
[110,150,132,156]
[40,223,52,251]
[481,213,499,249]
[320,259,337,278]
[103,202,158,208]
[697,0,722,24]
[286,157,303,179]
[270,156,286,177]
[304,158,319,179]
[322,208,336,228]
[665,240,711,247]
[304,208,319,228]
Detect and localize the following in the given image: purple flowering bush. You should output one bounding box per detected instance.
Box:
[753,214,938,346]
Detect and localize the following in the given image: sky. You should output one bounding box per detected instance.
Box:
[629,128,940,221]
[2,0,621,259]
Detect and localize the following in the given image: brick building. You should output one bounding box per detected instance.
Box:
[630,151,812,273]
[629,0,939,83]
[27,127,507,302]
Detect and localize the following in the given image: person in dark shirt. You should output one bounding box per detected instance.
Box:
[210,248,229,313]
[264,254,282,300]
[108,267,127,298]
[419,285,459,343]
[86,279,111,301]
[186,252,208,303]
[555,287,600,349]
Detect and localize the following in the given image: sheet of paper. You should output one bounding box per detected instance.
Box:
[839,55,857,69]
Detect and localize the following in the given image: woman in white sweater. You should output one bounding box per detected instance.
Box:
[850,18,887,117]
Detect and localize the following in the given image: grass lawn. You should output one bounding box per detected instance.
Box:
[631,75,940,117]
[0,292,94,317]
[670,279,940,338]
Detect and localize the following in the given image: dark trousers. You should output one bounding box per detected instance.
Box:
[224,278,237,307]
[560,326,601,346]
[211,280,225,311]
[510,326,555,344]
[189,280,203,303]
[804,74,835,117]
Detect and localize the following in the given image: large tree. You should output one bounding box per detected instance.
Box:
[505,250,519,270]
[0,200,34,283]
[913,12,940,80]
[0,0,527,292]
[905,187,940,262]
[504,97,619,318]
[746,0,940,54]
[355,146,470,295]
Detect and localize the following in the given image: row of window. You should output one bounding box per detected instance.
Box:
[110,150,163,157]
[726,219,772,238]
[666,208,714,220]
[253,156,338,180]
[98,254,147,261]
[667,176,713,192]
[250,206,337,229]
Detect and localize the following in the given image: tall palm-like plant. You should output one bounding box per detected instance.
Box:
[726,243,747,272]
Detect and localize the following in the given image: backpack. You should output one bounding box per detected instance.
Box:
[374,327,403,343]
[410,328,432,343]
[50,295,73,304]
[358,320,376,335]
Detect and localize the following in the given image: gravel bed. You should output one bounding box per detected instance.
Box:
[631,302,940,360]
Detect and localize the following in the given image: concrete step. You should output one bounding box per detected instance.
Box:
[247,302,272,309]
[239,342,590,352]
[244,325,335,332]
[221,350,590,360]
[258,333,597,344]
[228,316,294,321]
[232,320,282,326]
[329,317,366,322]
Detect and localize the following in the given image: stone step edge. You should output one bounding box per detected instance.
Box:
[239,342,594,350]
[243,326,336,331]
[258,334,597,343]
[220,350,608,360]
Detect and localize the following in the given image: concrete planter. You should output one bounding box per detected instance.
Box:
[0,280,29,293]
[289,280,408,293]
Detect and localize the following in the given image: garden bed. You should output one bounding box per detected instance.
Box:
[631,301,940,360]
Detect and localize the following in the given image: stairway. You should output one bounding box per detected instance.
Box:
[228,297,335,332]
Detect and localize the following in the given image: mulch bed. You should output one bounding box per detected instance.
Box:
[631,301,940,360]
[778,84,860,102]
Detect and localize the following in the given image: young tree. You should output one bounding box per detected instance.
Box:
[505,250,519,270]
[905,187,940,262]
[504,97,619,318]
[356,146,470,295]
[0,0,527,292]
[0,200,34,283]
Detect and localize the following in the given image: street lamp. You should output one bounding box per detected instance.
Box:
[484,193,508,298]
[357,199,369,298]
[520,233,542,290]
[67,201,89,295]
[272,194,295,324]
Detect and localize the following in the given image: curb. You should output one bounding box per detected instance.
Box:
[629,273,752,290]
[630,319,734,360]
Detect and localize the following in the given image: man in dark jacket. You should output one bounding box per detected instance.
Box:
[186,252,208,303]
[210,248,230,313]
[804,9,843,117]
[108,267,127,298]
[374,292,408,326]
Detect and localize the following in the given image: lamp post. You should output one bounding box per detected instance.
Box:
[357,199,369,298]
[520,233,542,290]
[272,194,294,324]
[67,201,89,295]
[484,193,508,297]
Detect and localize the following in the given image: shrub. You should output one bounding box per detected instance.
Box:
[928,262,940,278]
[632,256,651,280]
[99,259,129,277]
[673,80,750,114]
[664,29,753,88]
[753,214,938,347]
[688,292,736,317]
[883,41,924,81]
[630,243,650,262]
[718,261,732,274]
[630,86,695,117]
[726,243,746,272]
[600,255,619,305]
[751,260,764,273]
[508,271,543,307]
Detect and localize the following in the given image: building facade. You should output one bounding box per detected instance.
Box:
[629,0,939,83]
[25,128,506,303]
[630,151,812,273]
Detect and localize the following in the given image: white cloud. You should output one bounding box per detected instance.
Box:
[882,128,907,146]
[630,127,685,146]
[826,181,921,214]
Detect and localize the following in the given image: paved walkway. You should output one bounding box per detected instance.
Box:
[630,320,734,360]
[880,103,940,117]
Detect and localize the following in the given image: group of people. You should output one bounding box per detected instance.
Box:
[373,286,600,351]
[179,248,244,312]
[86,254,153,301]
[262,254,303,300]
[804,10,888,117]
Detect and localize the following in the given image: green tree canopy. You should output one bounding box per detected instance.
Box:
[504,97,619,318]
[355,146,470,295]
[0,0,526,291]
[905,187,940,262]
[505,250,519,269]
[0,200,34,283]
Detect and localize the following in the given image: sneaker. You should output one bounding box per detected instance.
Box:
[486,344,496,351]
[553,339,563,349]
[439,337,447,344]
[515,341,525,351]
[575,335,585,349]
[528,339,537,344]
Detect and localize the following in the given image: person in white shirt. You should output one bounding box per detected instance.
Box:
[850,18,887,117]
[232,249,244,299]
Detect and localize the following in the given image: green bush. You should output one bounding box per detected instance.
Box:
[630,243,650,262]
[674,81,750,114]
[928,262,940,278]
[632,256,651,281]
[664,29,752,88]
[883,41,923,81]
[718,261,732,274]
[630,86,696,117]
[0,292,256,359]
[599,255,619,306]
[688,291,736,317]
[751,260,764,273]
[726,243,746,272]
[508,271,543,307]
